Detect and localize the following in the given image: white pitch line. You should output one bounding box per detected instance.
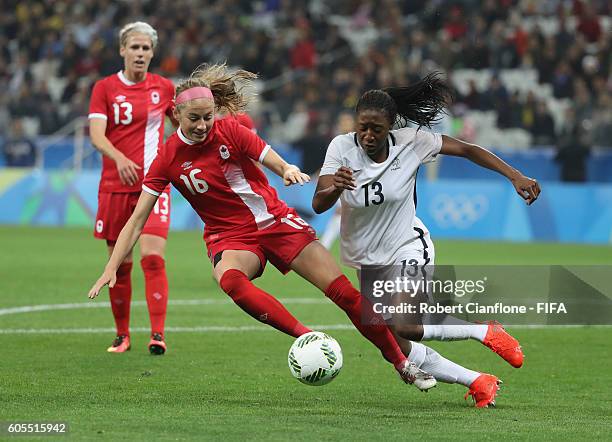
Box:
[0,297,330,316]
[0,324,355,334]
[0,324,609,335]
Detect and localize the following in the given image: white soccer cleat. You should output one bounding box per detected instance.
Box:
[399,360,437,391]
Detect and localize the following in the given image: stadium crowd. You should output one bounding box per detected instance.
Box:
[1,0,610,169]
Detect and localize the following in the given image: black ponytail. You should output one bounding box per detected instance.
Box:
[356,72,453,129]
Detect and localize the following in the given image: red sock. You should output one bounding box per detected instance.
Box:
[109,262,132,337]
[219,269,311,338]
[141,255,168,337]
[325,275,406,370]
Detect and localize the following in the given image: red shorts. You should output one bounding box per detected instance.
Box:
[94,187,171,241]
[206,210,317,276]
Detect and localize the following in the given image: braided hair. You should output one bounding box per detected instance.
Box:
[356,72,453,128]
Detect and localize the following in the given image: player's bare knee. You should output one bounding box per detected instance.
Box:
[291,242,343,292]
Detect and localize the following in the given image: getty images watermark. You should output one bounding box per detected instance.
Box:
[360,265,612,326]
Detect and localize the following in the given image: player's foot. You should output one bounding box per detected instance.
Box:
[398,360,437,391]
[482,321,524,368]
[107,335,130,353]
[148,333,166,355]
[465,373,502,408]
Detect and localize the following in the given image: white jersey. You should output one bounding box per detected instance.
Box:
[320,127,442,268]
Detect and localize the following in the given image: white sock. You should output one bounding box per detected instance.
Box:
[320,212,341,249]
[410,342,480,386]
[422,324,488,342]
[407,339,427,366]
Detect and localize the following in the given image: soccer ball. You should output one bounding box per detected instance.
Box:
[288,331,343,386]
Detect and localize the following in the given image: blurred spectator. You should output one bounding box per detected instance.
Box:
[61,71,79,103]
[573,79,594,122]
[281,100,310,143]
[0,95,9,134]
[444,6,468,40]
[552,62,574,99]
[2,118,37,167]
[9,86,38,118]
[460,79,483,110]
[497,92,523,129]
[481,76,509,111]
[334,111,355,135]
[290,28,316,70]
[536,38,558,85]
[555,108,591,182]
[58,38,79,77]
[160,49,180,77]
[576,4,602,43]
[592,94,612,147]
[530,101,557,146]
[521,91,538,133]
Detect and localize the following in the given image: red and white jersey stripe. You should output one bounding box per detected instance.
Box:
[143,118,289,241]
[89,71,175,192]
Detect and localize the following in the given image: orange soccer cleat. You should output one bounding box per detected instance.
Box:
[107,335,131,353]
[465,373,502,408]
[482,321,524,368]
[148,333,167,355]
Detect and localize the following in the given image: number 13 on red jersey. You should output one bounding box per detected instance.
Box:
[112,102,133,125]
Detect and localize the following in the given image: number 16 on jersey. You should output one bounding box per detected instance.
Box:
[180,168,209,195]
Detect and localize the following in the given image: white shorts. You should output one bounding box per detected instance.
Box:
[358,228,436,321]
[393,226,436,279]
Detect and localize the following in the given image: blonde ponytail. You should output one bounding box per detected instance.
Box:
[175,63,257,114]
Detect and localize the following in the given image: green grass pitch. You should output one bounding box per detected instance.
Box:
[1,226,611,440]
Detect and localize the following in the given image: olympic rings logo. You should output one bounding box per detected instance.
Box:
[429,194,489,229]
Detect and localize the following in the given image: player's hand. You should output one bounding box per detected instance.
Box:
[332,166,356,191]
[283,164,310,186]
[115,154,141,186]
[511,174,541,205]
[88,270,117,299]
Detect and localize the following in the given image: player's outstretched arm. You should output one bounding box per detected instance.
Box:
[312,167,355,214]
[440,135,541,205]
[88,192,158,299]
[261,148,310,186]
[90,119,142,186]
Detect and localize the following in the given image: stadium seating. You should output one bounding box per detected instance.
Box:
[0,1,609,182]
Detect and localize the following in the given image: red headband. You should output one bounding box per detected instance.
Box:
[175,87,214,105]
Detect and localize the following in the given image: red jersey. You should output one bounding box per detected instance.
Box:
[88,71,175,193]
[142,118,289,242]
[218,112,257,133]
